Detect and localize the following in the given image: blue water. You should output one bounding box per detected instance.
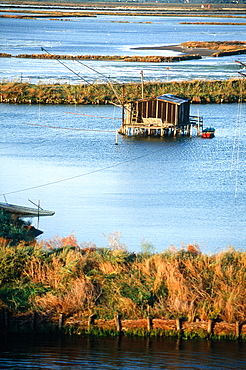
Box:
[1,102,245,253]
[0,10,245,252]
[0,13,245,83]
[0,9,246,368]
[0,335,246,369]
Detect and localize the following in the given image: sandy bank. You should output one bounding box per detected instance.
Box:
[132,45,219,57]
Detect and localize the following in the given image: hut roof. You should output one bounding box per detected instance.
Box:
[157,94,189,105]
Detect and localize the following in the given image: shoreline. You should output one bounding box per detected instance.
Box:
[0,232,246,341]
[2,311,246,340]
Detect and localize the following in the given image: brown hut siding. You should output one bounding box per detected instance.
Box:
[167,102,176,125]
[159,101,165,121]
[129,95,190,126]
[179,101,190,125]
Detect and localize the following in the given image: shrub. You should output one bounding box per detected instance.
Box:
[0,209,35,246]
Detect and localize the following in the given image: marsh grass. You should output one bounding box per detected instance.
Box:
[0,234,245,330]
[0,79,245,105]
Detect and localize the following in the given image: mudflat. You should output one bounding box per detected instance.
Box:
[132,45,219,57]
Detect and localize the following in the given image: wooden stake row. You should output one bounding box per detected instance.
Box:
[0,309,244,338]
[88,315,243,337]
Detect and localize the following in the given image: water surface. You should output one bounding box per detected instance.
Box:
[0,12,245,253]
[1,102,245,253]
[0,335,245,369]
[0,14,244,83]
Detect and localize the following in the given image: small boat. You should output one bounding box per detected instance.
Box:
[0,202,55,238]
[0,202,55,217]
[202,127,215,139]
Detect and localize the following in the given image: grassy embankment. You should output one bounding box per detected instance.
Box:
[0,233,246,340]
[0,79,245,105]
[0,52,202,62]
[181,41,246,57]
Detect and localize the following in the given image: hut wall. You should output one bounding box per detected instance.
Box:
[128,96,190,127]
[165,102,176,125]
[178,101,190,125]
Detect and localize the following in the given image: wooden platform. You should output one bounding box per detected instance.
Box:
[120,94,203,137]
[0,202,55,218]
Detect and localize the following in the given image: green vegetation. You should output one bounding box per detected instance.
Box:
[0,52,202,62]
[180,41,246,57]
[0,209,36,246]
[0,79,245,105]
[0,222,245,338]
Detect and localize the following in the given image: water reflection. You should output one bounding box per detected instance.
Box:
[0,334,245,369]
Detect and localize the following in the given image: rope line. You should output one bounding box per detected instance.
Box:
[2,144,177,197]
[75,59,122,105]
[40,47,123,105]
[234,100,242,200]
[230,77,244,200]
[22,122,116,133]
[41,47,92,85]
[63,111,121,120]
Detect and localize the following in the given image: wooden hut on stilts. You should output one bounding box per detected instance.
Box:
[119,94,203,138]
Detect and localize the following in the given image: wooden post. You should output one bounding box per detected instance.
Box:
[58,313,64,330]
[176,318,182,332]
[187,125,190,136]
[140,70,144,99]
[207,319,214,335]
[121,85,125,127]
[197,115,201,136]
[175,104,178,126]
[115,314,122,332]
[235,321,241,338]
[165,102,168,123]
[156,99,159,119]
[147,317,153,331]
[88,314,96,330]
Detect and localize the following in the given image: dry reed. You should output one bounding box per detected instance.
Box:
[0,235,245,324]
